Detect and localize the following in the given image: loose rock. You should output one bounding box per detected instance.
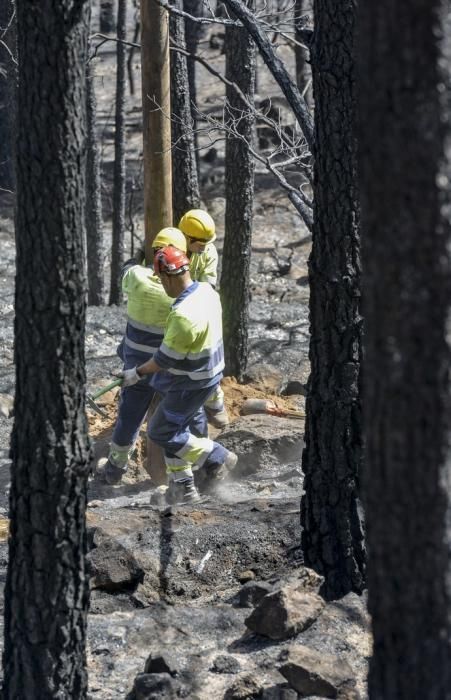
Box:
[144,651,182,677]
[279,646,356,698]
[238,570,256,583]
[0,393,13,418]
[279,380,307,397]
[131,672,179,700]
[87,535,143,591]
[245,586,325,640]
[224,673,264,699]
[261,685,299,700]
[210,655,242,674]
[242,364,284,393]
[219,415,304,476]
[238,580,273,608]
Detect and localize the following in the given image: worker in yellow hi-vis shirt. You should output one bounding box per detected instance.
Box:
[119,246,238,505]
[97,228,186,485]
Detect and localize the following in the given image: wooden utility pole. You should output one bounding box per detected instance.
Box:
[140,0,172,484]
[140,0,173,264]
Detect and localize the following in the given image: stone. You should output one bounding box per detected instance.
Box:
[89,589,135,614]
[238,570,256,583]
[261,686,299,700]
[224,673,263,700]
[268,566,324,595]
[278,468,302,482]
[150,485,169,507]
[144,651,182,677]
[242,363,284,393]
[219,415,304,476]
[0,393,13,419]
[279,646,355,698]
[238,580,273,608]
[87,536,143,591]
[245,586,325,640]
[133,673,178,700]
[280,380,307,397]
[131,582,159,608]
[210,655,242,674]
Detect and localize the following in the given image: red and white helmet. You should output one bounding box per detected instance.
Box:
[153,245,190,276]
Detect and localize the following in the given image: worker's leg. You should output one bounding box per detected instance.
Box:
[99,379,154,484]
[148,385,235,498]
[204,383,229,428]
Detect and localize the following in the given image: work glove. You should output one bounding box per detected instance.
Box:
[118,367,141,387]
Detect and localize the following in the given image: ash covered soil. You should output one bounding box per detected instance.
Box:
[0,12,370,699]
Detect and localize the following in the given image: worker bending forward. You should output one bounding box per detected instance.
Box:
[98,228,186,485]
[120,246,237,504]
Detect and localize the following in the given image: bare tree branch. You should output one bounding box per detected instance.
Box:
[220,0,314,150]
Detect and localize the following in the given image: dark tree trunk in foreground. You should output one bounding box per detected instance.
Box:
[86,57,104,305]
[300,0,365,600]
[358,2,451,697]
[100,0,115,33]
[0,0,16,191]
[109,0,126,304]
[170,0,200,224]
[3,1,91,697]
[220,5,255,380]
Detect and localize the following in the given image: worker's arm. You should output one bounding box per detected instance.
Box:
[199,245,218,287]
[137,357,162,376]
[119,357,162,387]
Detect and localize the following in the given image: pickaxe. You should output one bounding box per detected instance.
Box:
[86,378,123,418]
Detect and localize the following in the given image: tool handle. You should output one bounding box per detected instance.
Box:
[267,406,305,419]
[91,378,123,400]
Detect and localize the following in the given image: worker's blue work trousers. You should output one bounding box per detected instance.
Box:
[112,379,155,448]
[148,382,229,481]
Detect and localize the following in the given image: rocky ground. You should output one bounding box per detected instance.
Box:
[0,8,371,699]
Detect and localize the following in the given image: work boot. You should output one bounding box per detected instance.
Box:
[96,457,127,485]
[205,406,230,429]
[204,450,238,484]
[166,478,201,505]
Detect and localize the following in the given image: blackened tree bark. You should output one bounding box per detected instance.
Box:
[358,2,451,697]
[300,0,365,600]
[0,0,16,191]
[183,0,203,161]
[100,0,116,33]
[220,2,255,380]
[86,56,104,305]
[3,1,91,697]
[170,0,200,224]
[109,0,126,304]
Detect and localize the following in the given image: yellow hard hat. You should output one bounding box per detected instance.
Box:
[178,209,216,243]
[151,227,187,253]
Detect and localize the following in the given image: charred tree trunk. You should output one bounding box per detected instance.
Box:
[100,0,116,33]
[358,2,451,697]
[0,0,16,192]
[220,2,255,380]
[170,0,200,224]
[300,0,365,600]
[86,57,104,305]
[3,1,91,697]
[183,0,203,163]
[109,0,126,305]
